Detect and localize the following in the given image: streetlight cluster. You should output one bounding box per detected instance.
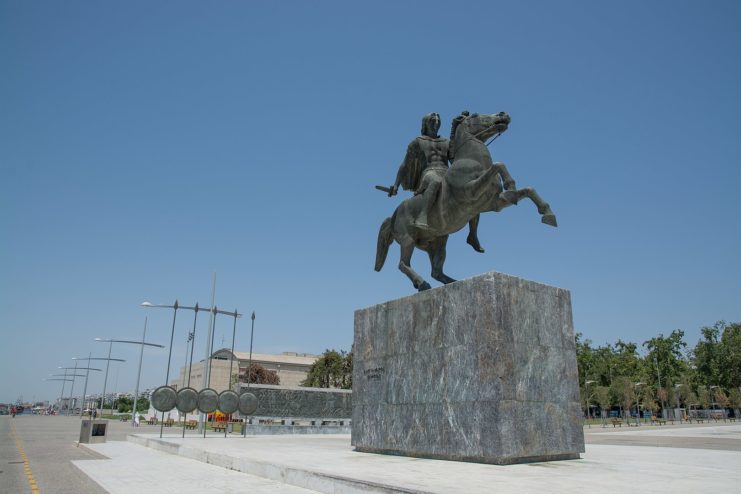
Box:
[44,320,164,419]
[43,292,258,438]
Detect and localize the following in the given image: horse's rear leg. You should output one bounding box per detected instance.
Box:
[398,241,431,291]
[428,236,456,284]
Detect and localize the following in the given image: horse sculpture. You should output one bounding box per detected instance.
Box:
[375,111,557,291]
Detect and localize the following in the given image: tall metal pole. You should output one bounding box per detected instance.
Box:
[160,300,179,438]
[183,331,192,389]
[80,352,92,419]
[67,360,78,416]
[200,273,216,433]
[187,304,199,388]
[207,306,218,389]
[101,341,113,416]
[228,309,238,391]
[58,368,68,414]
[132,317,147,427]
[243,311,255,437]
[248,312,255,389]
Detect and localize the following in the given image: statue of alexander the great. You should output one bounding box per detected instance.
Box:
[387,112,486,253]
[375,111,557,292]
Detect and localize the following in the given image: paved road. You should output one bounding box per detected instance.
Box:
[2,415,739,493]
[0,415,162,493]
[583,421,741,451]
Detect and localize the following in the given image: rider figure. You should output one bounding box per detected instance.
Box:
[388,112,485,253]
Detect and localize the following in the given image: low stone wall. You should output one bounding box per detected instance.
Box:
[238,383,351,419]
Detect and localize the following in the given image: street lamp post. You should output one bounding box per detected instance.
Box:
[46,372,83,413]
[92,340,127,416]
[75,353,126,417]
[71,355,103,418]
[60,361,79,415]
[141,301,219,434]
[95,317,165,427]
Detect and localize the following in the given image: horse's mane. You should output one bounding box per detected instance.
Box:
[448,111,470,160]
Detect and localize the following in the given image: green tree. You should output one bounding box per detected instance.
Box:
[593,386,612,424]
[613,340,641,381]
[302,349,352,389]
[692,322,724,387]
[590,345,618,386]
[116,396,149,413]
[575,332,595,386]
[611,376,636,421]
[728,388,741,410]
[642,330,688,390]
[697,385,710,409]
[719,322,741,389]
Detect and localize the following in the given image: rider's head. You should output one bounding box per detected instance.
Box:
[421,113,441,137]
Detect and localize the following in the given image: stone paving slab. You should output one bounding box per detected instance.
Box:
[589,424,741,438]
[122,430,741,494]
[73,441,320,494]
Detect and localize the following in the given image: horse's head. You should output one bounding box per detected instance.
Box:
[452,111,511,142]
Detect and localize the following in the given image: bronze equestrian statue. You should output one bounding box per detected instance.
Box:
[375,111,557,291]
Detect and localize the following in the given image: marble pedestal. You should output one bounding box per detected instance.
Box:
[351,271,584,464]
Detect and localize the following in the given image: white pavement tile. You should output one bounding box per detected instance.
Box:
[72,441,320,494]
[124,432,741,494]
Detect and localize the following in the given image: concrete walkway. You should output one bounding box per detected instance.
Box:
[73,425,741,494]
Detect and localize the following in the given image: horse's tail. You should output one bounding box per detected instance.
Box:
[374,215,394,272]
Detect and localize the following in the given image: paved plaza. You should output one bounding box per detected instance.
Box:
[2,415,740,493]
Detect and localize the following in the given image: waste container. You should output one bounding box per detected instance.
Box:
[79,419,108,444]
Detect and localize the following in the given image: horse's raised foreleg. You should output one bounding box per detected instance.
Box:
[510,187,558,227]
[491,162,516,191]
[428,236,456,284]
[398,240,431,291]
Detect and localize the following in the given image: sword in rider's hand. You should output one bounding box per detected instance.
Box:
[375,185,395,197]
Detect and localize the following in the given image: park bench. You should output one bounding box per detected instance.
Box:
[147,417,158,425]
[610,417,623,427]
[119,416,129,422]
[212,423,227,433]
[185,420,198,430]
[163,418,175,427]
[652,416,666,425]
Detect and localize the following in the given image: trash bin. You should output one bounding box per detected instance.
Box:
[80,419,108,444]
[227,422,234,433]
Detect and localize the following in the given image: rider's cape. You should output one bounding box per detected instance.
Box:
[396,136,446,193]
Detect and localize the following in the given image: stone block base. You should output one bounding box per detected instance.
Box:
[351,271,584,464]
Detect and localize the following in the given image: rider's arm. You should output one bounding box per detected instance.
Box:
[390,142,417,196]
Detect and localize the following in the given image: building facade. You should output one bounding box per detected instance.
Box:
[171,349,319,392]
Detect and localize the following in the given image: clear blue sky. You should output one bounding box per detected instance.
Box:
[1,1,739,404]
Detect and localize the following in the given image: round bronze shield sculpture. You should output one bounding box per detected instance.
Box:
[197,388,219,414]
[238,391,258,415]
[151,385,177,412]
[176,387,198,413]
[218,390,239,414]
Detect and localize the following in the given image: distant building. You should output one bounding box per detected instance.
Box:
[170,349,319,392]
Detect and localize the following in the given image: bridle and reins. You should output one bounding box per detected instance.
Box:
[452,117,505,156]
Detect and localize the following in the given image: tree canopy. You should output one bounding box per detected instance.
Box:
[576,321,740,414]
[301,349,352,389]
